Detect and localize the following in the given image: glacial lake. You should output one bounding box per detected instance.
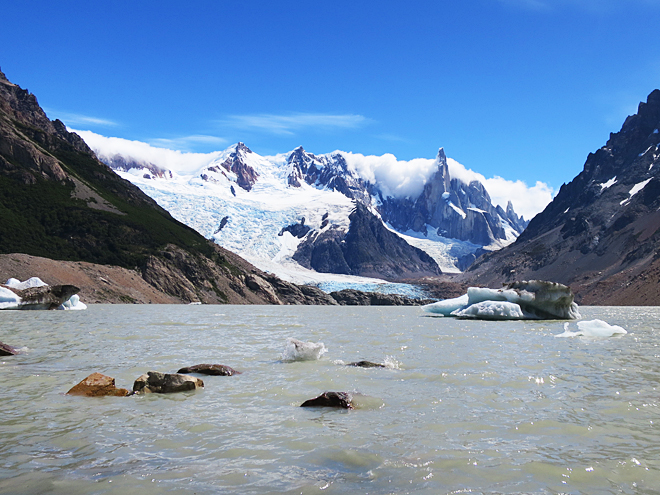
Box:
[1,305,659,494]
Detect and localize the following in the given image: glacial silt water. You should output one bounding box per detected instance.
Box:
[1,305,659,494]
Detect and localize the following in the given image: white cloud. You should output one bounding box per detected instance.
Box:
[72,129,222,174]
[46,110,118,127]
[221,113,370,135]
[342,151,554,220]
[483,177,554,220]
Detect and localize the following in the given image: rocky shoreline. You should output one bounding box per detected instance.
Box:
[0,253,437,307]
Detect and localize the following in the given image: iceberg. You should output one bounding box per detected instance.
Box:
[422,280,580,320]
[555,320,627,338]
[1,278,84,310]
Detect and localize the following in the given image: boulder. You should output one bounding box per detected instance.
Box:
[133,371,204,394]
[347,360,385,368]
[0,342,18,356]
[177,364,241,376]
[66,372,130,397]
[300,391,354,409]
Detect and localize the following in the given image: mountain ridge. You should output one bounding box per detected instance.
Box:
[87,136,529,282]
[0,67,338,305]
[462,89,660,305]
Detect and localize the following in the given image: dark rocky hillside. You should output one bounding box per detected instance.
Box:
[462,89,660,305]
[0,68,334,305]
[293,202,442,281]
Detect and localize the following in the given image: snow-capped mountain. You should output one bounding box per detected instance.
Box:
[83,135,528,285]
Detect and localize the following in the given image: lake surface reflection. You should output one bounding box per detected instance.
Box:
[1,305,659,494]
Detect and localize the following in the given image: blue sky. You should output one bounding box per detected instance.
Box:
[2,0,660,200]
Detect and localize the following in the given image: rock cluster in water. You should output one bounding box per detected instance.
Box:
[177,364,241,376]
[65,363,243,397]
[422,280,580,320]
[300,391,355,409]
[0,342,18,356]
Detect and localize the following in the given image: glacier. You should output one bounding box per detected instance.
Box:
[79,132,532,293]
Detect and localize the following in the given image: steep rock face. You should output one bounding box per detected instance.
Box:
[287,146,371,203]
[379,149,512,245]
[293,203,442,281]
[463,89,660,305]
[0,68,336,305]
[217,142,259,191]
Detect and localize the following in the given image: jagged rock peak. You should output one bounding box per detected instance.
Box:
[234,142,253,154]
[436,147,447,162]
[0,67,14,85]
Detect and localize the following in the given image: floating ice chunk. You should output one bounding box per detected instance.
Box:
[57,294,88,311]
[555,320,627,338]
[452,300,526,320]
[5,277,48,290]
[426,280,579,320]
[422,294,469,316]
[282,338,328,362]
[0,287,21,310]
[470,281,579,320]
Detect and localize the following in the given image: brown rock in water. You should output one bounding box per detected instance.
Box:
[300,391,354,409]
[347,360,385,368]
[133,371,204,394]
[0,342,18,356]
[177,364,241,376]
[66,372,130,397]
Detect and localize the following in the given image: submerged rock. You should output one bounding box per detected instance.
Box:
[133,371,204,394]
[66,372,130,397]
[423,280,580,320]
[347,360,386,368]
[0,342,18,356]
[177,364,241,376]
[300,391,354,409]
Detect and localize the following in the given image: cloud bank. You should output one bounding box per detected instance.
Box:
[73,130,221,174]
[341,151,554,220]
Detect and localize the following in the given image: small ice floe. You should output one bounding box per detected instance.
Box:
[282,338,328,362]
[555,320,628,338]
[422,280,580,320]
